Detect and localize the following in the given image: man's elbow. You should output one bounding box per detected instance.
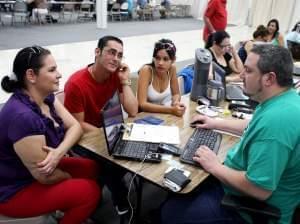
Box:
[253,190,272,201]
[127,107,138,117]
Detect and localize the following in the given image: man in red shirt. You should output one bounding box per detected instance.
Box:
[203,0,227,42]
[64,35,138,132]
[64,35,138,218]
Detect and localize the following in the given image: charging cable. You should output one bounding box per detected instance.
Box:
[126,154,148,224]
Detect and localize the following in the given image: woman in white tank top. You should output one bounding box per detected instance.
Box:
[137,39,186,116]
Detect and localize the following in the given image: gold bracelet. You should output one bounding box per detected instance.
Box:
[121,79,131,86]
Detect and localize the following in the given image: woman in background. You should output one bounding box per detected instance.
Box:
[205,31,244,82]
[266,19,284,47]
[285,21,300,46]
[0,46,100,224]
[137,39,186,116]
[238,25,269,63]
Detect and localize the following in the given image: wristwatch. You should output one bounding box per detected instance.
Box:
[121,79,131,86]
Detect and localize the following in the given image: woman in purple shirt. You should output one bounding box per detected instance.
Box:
[0,46,101,224]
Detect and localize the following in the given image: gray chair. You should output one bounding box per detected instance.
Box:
[287,40,300,61]
[11,0,30,25]
[59,3,76,23]
[222,194,300,224]
[0,214,50,224]
[120,2,129,20]
[110,3,121,21]
[77,1,93,22]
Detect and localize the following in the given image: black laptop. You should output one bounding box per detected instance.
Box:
[101,91,161,163]
[212,62,248,101]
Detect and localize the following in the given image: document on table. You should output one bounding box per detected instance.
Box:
[123,123,180,145]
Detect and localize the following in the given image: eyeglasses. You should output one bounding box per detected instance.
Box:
[155,41,176,52]
[103,48,124,60]
[27,46,42,67]
[218,44,231,49]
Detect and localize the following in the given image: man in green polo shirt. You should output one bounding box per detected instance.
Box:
[161,45,300,224]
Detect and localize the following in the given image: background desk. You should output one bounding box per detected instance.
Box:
[78,95,239,194]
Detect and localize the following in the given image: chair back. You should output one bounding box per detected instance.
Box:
[0,214,49,224]
[120,2,128,11]
[13,0,27,13]
[287,40,300,61]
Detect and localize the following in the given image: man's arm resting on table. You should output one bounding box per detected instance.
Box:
[214,118,249,136]
[192,115,249,136]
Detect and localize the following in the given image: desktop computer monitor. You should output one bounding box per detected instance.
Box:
[190,48,212,101]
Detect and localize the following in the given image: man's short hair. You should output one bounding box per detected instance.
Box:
[97,36,123,51]
[250,45,294,87]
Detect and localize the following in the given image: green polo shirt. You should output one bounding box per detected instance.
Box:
[224,89,300,224]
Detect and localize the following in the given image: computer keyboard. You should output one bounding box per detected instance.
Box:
[180,128,222,166]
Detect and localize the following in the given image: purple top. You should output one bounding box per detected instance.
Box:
[0,90,65,202]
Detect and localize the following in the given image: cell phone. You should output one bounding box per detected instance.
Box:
[158,143,181,156]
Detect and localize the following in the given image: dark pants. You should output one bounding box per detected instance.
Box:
[161,179,247,224]
[100,162,129,208]
[71,145,129,209]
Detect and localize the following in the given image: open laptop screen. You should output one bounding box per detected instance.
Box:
[212,62,226,86]
[101,91,124,155]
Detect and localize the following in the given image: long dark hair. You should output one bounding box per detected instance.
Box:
[1,46,50,93]
[267,19,280,39]
[149,38,176,67]
[205,30,230,49]
[292,21,300,32]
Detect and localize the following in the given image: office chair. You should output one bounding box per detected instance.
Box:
[287,40,300,61]
[221,194,300,224]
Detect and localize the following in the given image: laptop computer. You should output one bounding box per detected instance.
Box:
[101,91,161,163]
[212,62,249,101]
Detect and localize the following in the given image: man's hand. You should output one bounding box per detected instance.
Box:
[190,114,216,129]
[193,145,221,173]
[117,63,130,82]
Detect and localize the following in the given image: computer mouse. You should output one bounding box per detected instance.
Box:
[190,120,204,127]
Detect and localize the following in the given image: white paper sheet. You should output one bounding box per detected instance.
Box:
[123,123,180,145]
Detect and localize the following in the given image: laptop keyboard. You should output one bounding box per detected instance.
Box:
[180,128,222,166]
[115,141,158,159]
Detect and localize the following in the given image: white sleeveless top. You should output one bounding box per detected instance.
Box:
[147,67,172,106]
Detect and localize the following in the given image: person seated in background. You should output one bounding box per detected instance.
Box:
[0,46,100,224]
[159,0,171,19]
[238,25,269,63]
[285,21,300,45]
[137,0,147,9]
[205,30,244,82]
[64,35,138,219]
[161,45,300,224]
[137,39,186,117]
[266,18,284,47]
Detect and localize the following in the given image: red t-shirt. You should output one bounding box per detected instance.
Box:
[64,66,122,127]
[203,0,227,41]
